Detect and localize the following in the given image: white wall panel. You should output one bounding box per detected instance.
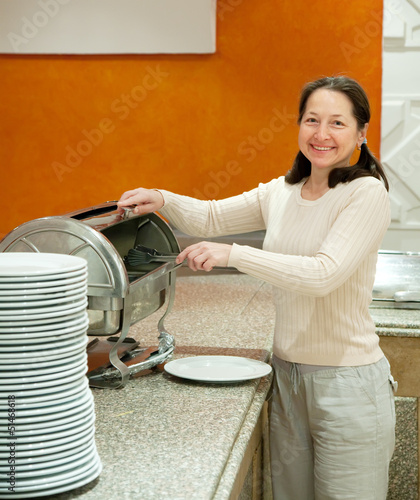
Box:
[0,0,216,54]
[381,0,420,250]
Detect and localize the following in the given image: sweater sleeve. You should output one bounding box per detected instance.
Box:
[228,179,390,296]
[158,182,275,237]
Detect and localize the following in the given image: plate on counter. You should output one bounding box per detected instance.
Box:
[164,355,272,383]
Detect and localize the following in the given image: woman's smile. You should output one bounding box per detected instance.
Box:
[311,145,334,151]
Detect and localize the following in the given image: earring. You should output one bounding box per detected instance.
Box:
[358,138,367,150]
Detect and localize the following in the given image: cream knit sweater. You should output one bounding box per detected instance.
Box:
[159,175,390,366]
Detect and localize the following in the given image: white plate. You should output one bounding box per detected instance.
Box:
[0,413,94,445]
[0,455,101,496]
[0,267,87,284]
[0,439,96,472]
[0,446,97,481]
[0,340,86,364]
[0,377,88,409]
[0,350,86,377]
[0,360,87,386]
[0,290,87,308]
[0,386,90,417]
[0,423,94,453]
[0,321,89,343]
[0,391,93,427]
[0,460,102,498]
[0,297,87,320]
[0,422,95,458]
[0,382,93,418]
[0,314,88,334]
[0,278,87,295]
[0,286,87,301]
[0,332,87,353]
[0,350,87,373]
[0,327,87,346]
[0,296,86,315]
[0,450,97,487]
[0,343,87,364]
[0,438,93,466]
[0,422,95,448]
[0,358,87,385]
[0,304,87,326]
[0,272,87,290]
[0,406,94,437]
[0,395,93,431]
[0,327,87,344]
[0,367,86,395]
[164,355,272,383]
[0,253,86,277]
[0,368,87,392]
[0,376,87,399]
[0,325,87,347]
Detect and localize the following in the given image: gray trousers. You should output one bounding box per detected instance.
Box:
[269,355,396,500]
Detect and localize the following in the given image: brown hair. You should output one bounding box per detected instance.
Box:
[285,76,389,191]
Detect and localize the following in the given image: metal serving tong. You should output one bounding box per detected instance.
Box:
[125,244,179,266]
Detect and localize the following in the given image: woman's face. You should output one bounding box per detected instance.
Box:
[298,88,368,175]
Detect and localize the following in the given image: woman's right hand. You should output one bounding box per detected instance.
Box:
[117,188,164,216]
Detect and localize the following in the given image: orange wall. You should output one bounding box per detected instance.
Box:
[0,0,383,238]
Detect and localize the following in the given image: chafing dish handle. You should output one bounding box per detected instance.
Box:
[88,292,133,389]
[68,201,119,220]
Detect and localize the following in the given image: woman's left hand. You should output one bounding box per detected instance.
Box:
[176,242,232,272]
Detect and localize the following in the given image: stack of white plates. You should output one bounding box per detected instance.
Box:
[0,253,101,498]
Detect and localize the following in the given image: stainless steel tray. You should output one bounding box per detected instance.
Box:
[372,251,420,309]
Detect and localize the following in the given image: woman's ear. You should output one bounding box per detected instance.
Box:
[358,123,369,149]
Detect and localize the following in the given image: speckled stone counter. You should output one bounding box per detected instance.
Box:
[39,274,420,500]
[47,274,275,500]
[370,307,420,337]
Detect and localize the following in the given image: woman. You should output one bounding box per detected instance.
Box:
[118,76,396,499]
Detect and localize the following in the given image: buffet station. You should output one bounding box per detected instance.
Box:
[1,204,420,498]
[0,205,274,499]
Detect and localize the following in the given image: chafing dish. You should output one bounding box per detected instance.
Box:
[0,202,181,388]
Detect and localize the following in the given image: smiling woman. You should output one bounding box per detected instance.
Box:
[117,75,395,499]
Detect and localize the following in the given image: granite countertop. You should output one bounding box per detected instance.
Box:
[44,273,420,500]
[370,307,420,337]
[49,274,275,500]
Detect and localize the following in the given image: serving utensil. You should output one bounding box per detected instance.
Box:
[125,245,179,266]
